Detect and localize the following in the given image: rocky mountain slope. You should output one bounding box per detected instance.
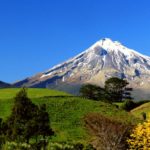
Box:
[14,38,150,100]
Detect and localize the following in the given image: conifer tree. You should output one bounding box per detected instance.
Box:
[105,77,132,102]
[4,88,54,147]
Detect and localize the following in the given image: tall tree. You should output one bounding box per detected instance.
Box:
[0,118,4,149]
[4,88,38,142]
[4,88,54,146]
[105,77,132,102]
[36,104,54,150]
[80,84,106,101]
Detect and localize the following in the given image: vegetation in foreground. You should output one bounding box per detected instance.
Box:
[84,114,132,150]
[0,77,149,149]
[0,88,54,150]
[0,93,139,143]
[127,119,150,149]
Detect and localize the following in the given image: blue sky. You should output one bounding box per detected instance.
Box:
[0,0,150,82]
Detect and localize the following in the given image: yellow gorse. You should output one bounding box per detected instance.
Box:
[127,119,150,149]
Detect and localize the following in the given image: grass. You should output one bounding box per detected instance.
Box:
[0,88,140,143]
[0,88,70,99]
[131,102,150,119]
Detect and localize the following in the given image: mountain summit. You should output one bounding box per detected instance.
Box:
[14,38,150,100]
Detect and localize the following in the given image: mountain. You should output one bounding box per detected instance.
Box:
[14,38,150,100]
[0,81,11,88]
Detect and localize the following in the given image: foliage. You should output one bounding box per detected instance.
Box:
[0,118,4,149]
[0,90,140,143]
[127,119,150,149]
[141,112,147,120]
[80,77,133,103]
[121,99,136,111]
[79,84,106,101]
[85,144,96,150]
[2,142,31,150]
[73,142,84,150]
[3,88,38,142]
[49,142,74,150]
[48,142,95,150]
[84,113,132,150]
[135,100,150,106]
[105,77,132,102]
[1,88,54,149]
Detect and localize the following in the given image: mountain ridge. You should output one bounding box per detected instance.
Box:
[0,81,11,88]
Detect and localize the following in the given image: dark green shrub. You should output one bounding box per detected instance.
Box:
[135,100,150,107]
[80,84,106,101]
[73,143,84,150]
[85,144,96,150]
[141,112,147,120]
[121,99,136,111]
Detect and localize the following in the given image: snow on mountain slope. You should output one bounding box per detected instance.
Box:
[14,38,150,100]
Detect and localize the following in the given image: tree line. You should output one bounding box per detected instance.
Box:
[80,77,133,102]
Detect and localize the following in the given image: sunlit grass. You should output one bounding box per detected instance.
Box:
[0,88,70,99]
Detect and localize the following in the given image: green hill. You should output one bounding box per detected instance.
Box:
[131,102,150,119]
[0,88,70,99]
[0,88,140,143]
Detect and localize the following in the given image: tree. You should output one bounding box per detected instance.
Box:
[84,113,132,150]
[4,88,54,147]
[36,104,54,150]
[80,84,106,101]
[121,99,136,111]
[0,118,4,149]
[123,88,133,100]
[4,88,38,142]
[105,77,132,102]
[127,119,150,149]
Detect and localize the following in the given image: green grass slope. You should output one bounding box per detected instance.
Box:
[131,102,150,119]
[0,91,140,143]
[0,88,70,99]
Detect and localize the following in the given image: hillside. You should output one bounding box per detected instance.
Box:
[0,88,140,143]
[131,102,150,119]
[0,88,70,99]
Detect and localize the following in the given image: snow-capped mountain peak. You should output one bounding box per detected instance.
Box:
[38,38,150,79]
[89,38,149,59]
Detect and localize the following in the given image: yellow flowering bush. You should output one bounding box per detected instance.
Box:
[127,119,150,149]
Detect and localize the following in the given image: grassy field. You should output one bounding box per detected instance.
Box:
[0,88,140,143]
[0,88,70,99]
[131,102,150,119]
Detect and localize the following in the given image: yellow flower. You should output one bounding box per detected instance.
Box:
[127,119,150,149]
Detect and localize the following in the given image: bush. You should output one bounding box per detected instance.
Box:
[73,143,84,150]
[80,84,106,101]
[141,112,147,120]
[84,113,132,150]
[121,100,150,112]
[121,99,136,111]
[2,142,31,150]
[85,144,96,150]
[48,142,81,150]
[135,100,150,106]
[127,119,150,149]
